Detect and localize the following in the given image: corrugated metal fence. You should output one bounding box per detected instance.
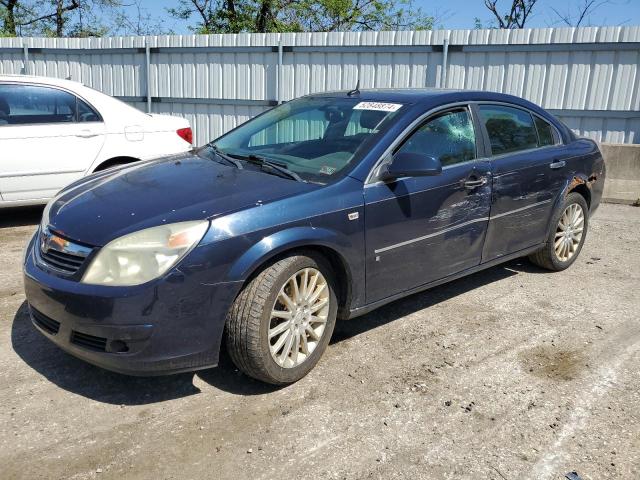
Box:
[1,26,639,146]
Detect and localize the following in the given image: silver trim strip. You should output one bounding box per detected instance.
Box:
[489,199,552,220]
[373,199,552,254]
[374,216,489,254]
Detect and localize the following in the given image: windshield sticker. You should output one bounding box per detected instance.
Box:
[353,102,402,112]
[319,165,337,175]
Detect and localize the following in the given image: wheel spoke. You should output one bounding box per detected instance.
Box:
[271,309,292,320]
[278,290,295,311]
[271,329,291,356]
[572,205,581,224]
[291,332,300,365]
[279,331,295,364]
[300,333,310,355]
[269,320,291,339]
[310,297,329,313]
[309,314,327,324]
[290,276,300,303]
[300,269,309,298]
[309,282,327,304]
[305,325,320,341]
[306,272,319,301]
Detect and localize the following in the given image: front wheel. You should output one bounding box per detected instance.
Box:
[528,192,589,271]
[225,252,338,384]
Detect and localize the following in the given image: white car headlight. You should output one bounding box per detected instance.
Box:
[81,221,209,286]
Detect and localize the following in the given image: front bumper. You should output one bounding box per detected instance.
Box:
[23,234,241,376]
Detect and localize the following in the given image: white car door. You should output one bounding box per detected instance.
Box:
[0,83,105,202]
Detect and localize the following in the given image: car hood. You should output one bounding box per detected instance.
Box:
[46,151,318,246]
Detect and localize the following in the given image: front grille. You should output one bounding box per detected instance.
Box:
[38,228,92,276]
[71,330,107,352]
[40,248,86,274]
[31,308,60,335]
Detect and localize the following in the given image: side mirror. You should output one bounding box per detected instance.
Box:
[379,152,442,181]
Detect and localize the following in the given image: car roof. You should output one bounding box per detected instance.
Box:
[0,74,85,90]
[307,88,541,108]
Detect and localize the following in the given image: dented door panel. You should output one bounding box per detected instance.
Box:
[482,145,566,261]
[364,159,492,303]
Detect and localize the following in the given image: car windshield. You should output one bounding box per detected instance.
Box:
[211,97,404,183]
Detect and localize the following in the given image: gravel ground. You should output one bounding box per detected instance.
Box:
[1,203,638,480]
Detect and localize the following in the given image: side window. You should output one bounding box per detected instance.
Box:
[396,109,476,167]
[77,98,101,122]
[0,84,87,125]
[534,115,555,146]
[479,105,538,155]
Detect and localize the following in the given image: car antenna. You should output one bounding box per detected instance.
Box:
[347,79,360,96]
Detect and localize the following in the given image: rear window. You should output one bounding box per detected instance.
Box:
[0,84,101,125]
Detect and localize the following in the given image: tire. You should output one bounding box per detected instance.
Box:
[528,192,589,271]
[225,251,338,385]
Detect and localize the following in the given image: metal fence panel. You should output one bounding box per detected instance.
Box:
[1,26,639,146]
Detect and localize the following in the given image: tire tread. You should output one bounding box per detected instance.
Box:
[225,255,304,383]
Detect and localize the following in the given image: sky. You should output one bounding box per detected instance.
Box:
[127,0,640,35]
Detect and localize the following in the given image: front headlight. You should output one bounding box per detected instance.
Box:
[81,221,209,286]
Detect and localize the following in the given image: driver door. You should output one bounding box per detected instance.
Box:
[364,106,492,303]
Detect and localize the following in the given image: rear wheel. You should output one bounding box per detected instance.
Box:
[225,252,337,384]
[528,192,589,271]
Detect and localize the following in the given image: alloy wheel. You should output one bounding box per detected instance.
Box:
[554,203,585,262]
[268,267,330,368]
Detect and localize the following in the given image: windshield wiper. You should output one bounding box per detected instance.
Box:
[207,144,243,170]
[229,153,305,183]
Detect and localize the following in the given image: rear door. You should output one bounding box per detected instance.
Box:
[0,83,105,202]
[364,106,492,303]
[477,103,565,261]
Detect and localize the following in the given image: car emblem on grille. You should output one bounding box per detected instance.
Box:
[40,229,69,254]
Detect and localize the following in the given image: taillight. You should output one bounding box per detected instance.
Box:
[176,127,193,145]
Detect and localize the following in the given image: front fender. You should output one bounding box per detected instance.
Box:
[227,226,356,283]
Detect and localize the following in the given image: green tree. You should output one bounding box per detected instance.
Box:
[0,0,125,37]
[168,0,437,34]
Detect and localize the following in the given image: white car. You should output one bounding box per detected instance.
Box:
[0,75,193,207]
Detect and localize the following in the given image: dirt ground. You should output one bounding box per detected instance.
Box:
[1,203,638,480]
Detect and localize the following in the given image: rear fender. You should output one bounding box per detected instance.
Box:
[545,173,591,239]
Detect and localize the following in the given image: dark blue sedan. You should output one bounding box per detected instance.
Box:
[23,89,605,384]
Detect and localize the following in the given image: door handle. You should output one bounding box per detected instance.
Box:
[549,160,566,169]
[76,129,99,138]
[463,177,488,190]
